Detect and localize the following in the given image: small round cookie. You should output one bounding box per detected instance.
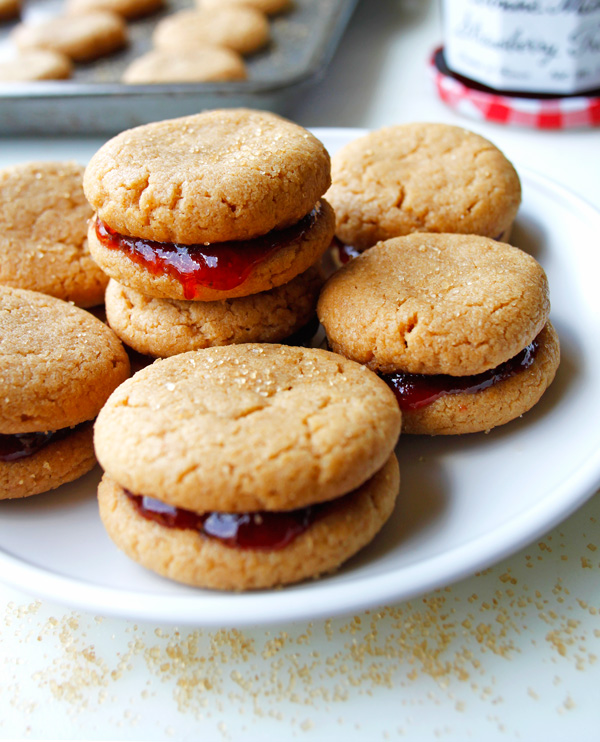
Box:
[196,0,291,15]
[152,7,269,57]
[97,453,399,590]
[328,123,521,252]
[0,161,107,307]
[317,233,557,435]
[94,344,401,513]
[66,0,163,20]
[104,264,323,357]
[0,286,130,499]
[88,199,334,301]
[84,109,331,245]
[0,50,72,81]
[122,47,247,84]
[12,11,127,63]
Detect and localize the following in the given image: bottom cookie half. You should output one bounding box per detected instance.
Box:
[97,454,400,591]
[0,423,96,499]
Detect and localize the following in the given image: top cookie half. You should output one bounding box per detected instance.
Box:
[83,109,331,245]
[328,123,521,251]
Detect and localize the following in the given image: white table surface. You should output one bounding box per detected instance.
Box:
[2,1,600,740]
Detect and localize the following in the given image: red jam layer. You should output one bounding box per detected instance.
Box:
[127,493,327,551]
[96,207,319,300]
[383,336,539,411]
[0,422,89,463]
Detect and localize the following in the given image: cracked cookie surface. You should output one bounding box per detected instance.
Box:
[0,286,130,434]
[83,108,331,245]
[94,344,401,512]
[327,123,521,251]
[0,161,107,307]
[318,233,550,377]
[104,264,323,357]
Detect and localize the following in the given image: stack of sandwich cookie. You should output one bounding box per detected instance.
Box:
[326,123,521,264]
[94,344,401,590]
[0,286,130,499]
[84,109,335,357]
[318,233,560,435]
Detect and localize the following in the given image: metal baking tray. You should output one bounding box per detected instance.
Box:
[0,0,357,135]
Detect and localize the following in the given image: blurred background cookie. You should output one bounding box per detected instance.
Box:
[66,0,163,20]
[153,6,270,57]
[0,50,72,81]
[122,46,248,84]
[12,10,128,63]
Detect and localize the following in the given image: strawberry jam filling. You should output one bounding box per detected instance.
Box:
[383,336,540,411]
[95,206,320,300]
[127,492,334,551]
[0,421,90,462]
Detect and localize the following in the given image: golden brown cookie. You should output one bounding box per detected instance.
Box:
[84,109,331,245]
[66,0,163,20]
[0,286,130,498]
[0,50,72,81]
[0,161,107,307]
[1,424,96,500]
[84,109,333,300]
[196,0,291,15]
[97,453,399,591]
[122,47,247,84]
[318,234,558,435]
[94,344,401,512]
[327,123,521,253]
[12,11,127,63]
[104,264,323,357]
[153,7,269,57]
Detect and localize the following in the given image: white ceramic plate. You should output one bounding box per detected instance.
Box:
[1,128,599,628]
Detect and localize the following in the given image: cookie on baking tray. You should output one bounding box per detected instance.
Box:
[104,264,323,357]
[122,47,248,84]
[0,50,72,81]
[66,0,163,20]
[0,287,130,499]
[153,7,269,57]
[196,0,291,16]
[327,123,521,262]
[317,233,560,435]
[12,11,127,63]
[0,161,107,307]
[94,344,401,590]
[84,108,334,302]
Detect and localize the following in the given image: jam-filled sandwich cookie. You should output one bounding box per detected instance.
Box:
[318,234,560,435]
[0,161,108,307]
[84,109,334,302]
[0,287,130,499]
[104,264,323,357]
[94,344,401,590]
[327,123,521,263]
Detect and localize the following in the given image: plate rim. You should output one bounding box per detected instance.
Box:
[1,129,600,627]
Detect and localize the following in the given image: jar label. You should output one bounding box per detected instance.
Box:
[443,0,600,94]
